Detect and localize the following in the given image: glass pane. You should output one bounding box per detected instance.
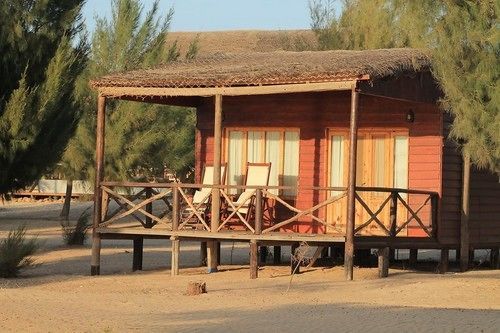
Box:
[283,131,299,196]
[356,136,366,186]
[373,136,386,187]
[265,131,280,195]
[394,135,408,190]
[228,131,244,194]
[247,131,264,163]
[330,135,344,195]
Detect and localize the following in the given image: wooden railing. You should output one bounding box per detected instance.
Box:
[353,187,438,237]
[97,181,438,238]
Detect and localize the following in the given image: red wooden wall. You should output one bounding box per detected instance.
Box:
[195,91,444,235]
[441,115,500,247]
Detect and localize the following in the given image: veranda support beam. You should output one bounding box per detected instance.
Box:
[91,95,106,276]
[460,153,471,272]
[98,81,356,98]
[208,94,223,273]
[344,84,360,281]
[171,236,180,276]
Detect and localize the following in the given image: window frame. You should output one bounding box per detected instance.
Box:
[325,128,409,190]
[223,127,300,198]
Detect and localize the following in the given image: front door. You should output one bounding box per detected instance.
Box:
[327,130,408,235]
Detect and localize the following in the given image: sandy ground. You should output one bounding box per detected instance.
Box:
[0,201,499,333]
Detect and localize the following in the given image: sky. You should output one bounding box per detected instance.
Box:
[82,0,318,33]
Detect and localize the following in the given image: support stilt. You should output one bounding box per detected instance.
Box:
[250,240,258,279]
[378,247,389,278]
[409,249,418,267]
[273,246,281,264]
[200,242,208,266]
[132,238,143,271]
[490,248,499,269]
[171,237,179,276]
[439,248,449,274]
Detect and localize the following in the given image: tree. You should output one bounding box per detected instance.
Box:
[0,1,88,195]
[310,0,441,50]
[59,0,196,217]
[432,0,499,172]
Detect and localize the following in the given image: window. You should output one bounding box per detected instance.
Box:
[329,131,408,189]
[225,129,299,196]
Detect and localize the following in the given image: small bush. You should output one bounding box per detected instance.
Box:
[0,226,39,278]
[61,210,90,245]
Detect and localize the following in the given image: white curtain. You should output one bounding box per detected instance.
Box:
[228,131,244,194]
[373,136,386,187]
[283,131,299,196]
[393,135,409,192]
[265,131,281,195]
[247,131,264,163]
[330,135,344,195]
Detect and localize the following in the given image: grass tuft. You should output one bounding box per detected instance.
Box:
[0,226,39,278]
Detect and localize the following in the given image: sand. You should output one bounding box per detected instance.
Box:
[0,201,499,333]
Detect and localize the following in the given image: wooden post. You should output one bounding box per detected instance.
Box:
[389,192,397,237]
[388,193,397,263]
[431,194,439,238]
[345,84,359,281]
[171,187,180,276]
[409,249,418,267]
[200,242,207,266]
[439,248,449,274]
[273,246,281,264]
[250,240,258,279]
[132,237,143,271]
[460,153,471,272]
[171,236,180,276]
[378,247,389,278]
[490,248,499,269]
[91,95,106,276]
[208,94,223,273]
[101,188,109,221]
[145,188,153,228]
[172,184,179,231]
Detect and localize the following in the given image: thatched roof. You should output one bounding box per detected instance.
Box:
[91,48,430,89]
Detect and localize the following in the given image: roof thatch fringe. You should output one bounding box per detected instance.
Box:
[91,48,430,89]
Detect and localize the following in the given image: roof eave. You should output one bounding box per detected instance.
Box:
[97,78,368,99]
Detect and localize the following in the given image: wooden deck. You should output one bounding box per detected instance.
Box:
[96,226,441,249]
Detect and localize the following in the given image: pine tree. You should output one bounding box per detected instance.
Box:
[310,0,441,50]
[59,0,196,217]
[313,0,499,172]
[0,1,88,195]
[432,0,499,172]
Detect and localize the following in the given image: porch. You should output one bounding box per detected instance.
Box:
[93,180,439,278]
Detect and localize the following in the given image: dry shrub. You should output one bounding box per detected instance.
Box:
[61,209,90,245]
[0,226,39,278]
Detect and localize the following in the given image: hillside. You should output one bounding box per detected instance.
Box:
[166,29,318,55]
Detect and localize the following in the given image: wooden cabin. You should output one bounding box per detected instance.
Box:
[90,49,500,279]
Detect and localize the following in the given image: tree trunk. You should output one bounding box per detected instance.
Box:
[60,179,73,219]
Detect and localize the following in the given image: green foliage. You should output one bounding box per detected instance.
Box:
[0,1,88,194]
[310,0,499,172]
[432,1,499,172]
[62,0,196,184]
[310,0,441,49]
[0,226,39,278]
[61,210,90,245]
